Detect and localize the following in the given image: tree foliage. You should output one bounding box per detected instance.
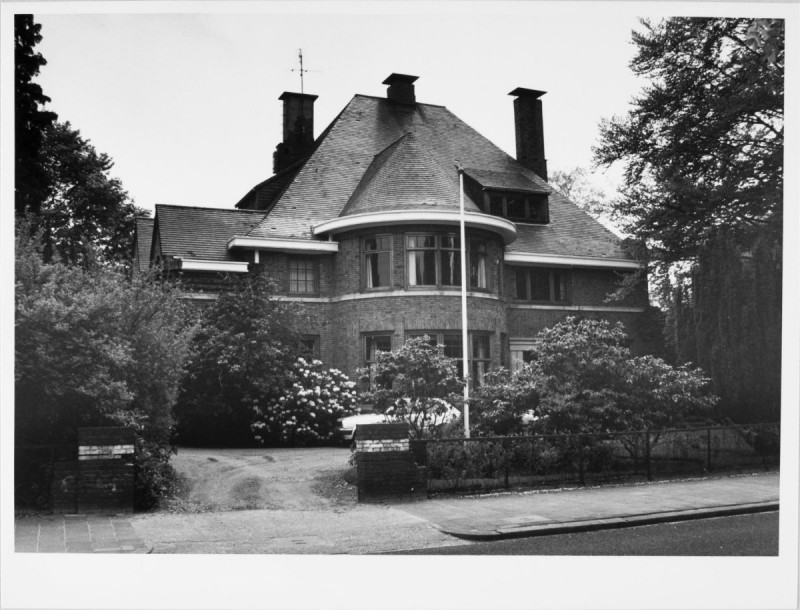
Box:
[360,336,465,439]
[15,14,58,217]
[594,17,783,268]
[471,318,717,436]
[15,222,195,508]
[15,16,143,267]
[665,230,781,422]
[35,122,145,266]
[175,273,305,447]
[593,18,783,423]
[549,167,609,219]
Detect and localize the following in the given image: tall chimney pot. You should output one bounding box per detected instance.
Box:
[509,87,548,181]
[383,73,418,105]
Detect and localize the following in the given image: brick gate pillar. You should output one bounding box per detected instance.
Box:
[51,427,136,513]
[354,423,427,502]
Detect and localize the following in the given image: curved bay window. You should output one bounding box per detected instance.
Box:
[469,239,488,290]
[363,236,392,290]
[406,234,488,290]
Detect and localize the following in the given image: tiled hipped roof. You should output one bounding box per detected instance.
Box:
[151,88,634,264]
[240,94,632,262]
[153,205,265,261]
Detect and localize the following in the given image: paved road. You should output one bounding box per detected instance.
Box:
[389,511,780,555]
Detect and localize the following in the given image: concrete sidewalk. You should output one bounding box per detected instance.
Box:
[394,472,780,540]
[15,514,150,553]
[14,472,780,553]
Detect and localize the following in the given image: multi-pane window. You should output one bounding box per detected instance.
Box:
[298,335,320,360]
[515,268,569,303]
[364,334,393,387]
[471,334,491,384]
[407,332,491,386]
[363,236,392,289]
[288,257,317,294]
[485,191,548,224]
[407,234,488,290]
[509,339,536,372]
[407,235,440,286]
[469,239,488,289]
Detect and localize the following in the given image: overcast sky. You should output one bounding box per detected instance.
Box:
[29,3,793,216]
[30,5,665,214]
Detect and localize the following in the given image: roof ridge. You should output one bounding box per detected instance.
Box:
[155,203,266,214]
[352,93,446,109]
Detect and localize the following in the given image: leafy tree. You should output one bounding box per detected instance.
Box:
[594,17,783,269]
[593,18,783,422]
[549,167,609,219]
[15,16,143,267]
[251,358,358,446]
[471,318,717,436]
[669,230,782,422]
[360,336,465,439]
[175,273,305,447]
[37,121,145,266]
[470,367,539,436]
[15,222,195,508]
[15,14,57,217]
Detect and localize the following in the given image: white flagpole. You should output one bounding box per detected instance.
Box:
[458,169,470,438]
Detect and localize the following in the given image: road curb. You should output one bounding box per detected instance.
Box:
[438,501,780,541]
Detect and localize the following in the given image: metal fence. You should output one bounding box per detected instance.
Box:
[411,424,780,493]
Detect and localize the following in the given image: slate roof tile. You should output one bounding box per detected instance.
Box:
[154,204,265,261]
[158,89,633,264]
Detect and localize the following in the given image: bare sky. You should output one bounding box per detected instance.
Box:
[30,5,659,213]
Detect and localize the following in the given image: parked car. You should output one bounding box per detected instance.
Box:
[339,402,463,442]
[337,412,388,442]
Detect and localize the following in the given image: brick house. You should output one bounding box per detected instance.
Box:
[134,73,648,383]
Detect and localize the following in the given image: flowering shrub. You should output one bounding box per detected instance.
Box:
[251,358,358,446]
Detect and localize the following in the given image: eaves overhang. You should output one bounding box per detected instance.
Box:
[313,210,518,244]
[176,258,250,273]
[504,252,643,270]
[227,236,339,254]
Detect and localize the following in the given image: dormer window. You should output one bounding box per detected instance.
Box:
[485,191,549,224]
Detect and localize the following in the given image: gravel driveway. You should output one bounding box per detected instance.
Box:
[169,446,356,512]
[132,446,468,553]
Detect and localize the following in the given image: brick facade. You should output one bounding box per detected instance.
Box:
[227,224,650,381]
[146,77,650,385]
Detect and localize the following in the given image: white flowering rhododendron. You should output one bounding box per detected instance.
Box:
[251,358,358,445]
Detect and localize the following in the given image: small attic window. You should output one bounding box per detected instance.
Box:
[484,191,549,224]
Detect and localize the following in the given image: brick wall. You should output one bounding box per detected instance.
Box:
[51,428,135,514]
[355,423,427,502]
[330,294,507,379]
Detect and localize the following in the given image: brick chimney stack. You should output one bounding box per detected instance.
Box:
[273,91,318,174]
[509,87,548,181]
[383,73,418,105]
